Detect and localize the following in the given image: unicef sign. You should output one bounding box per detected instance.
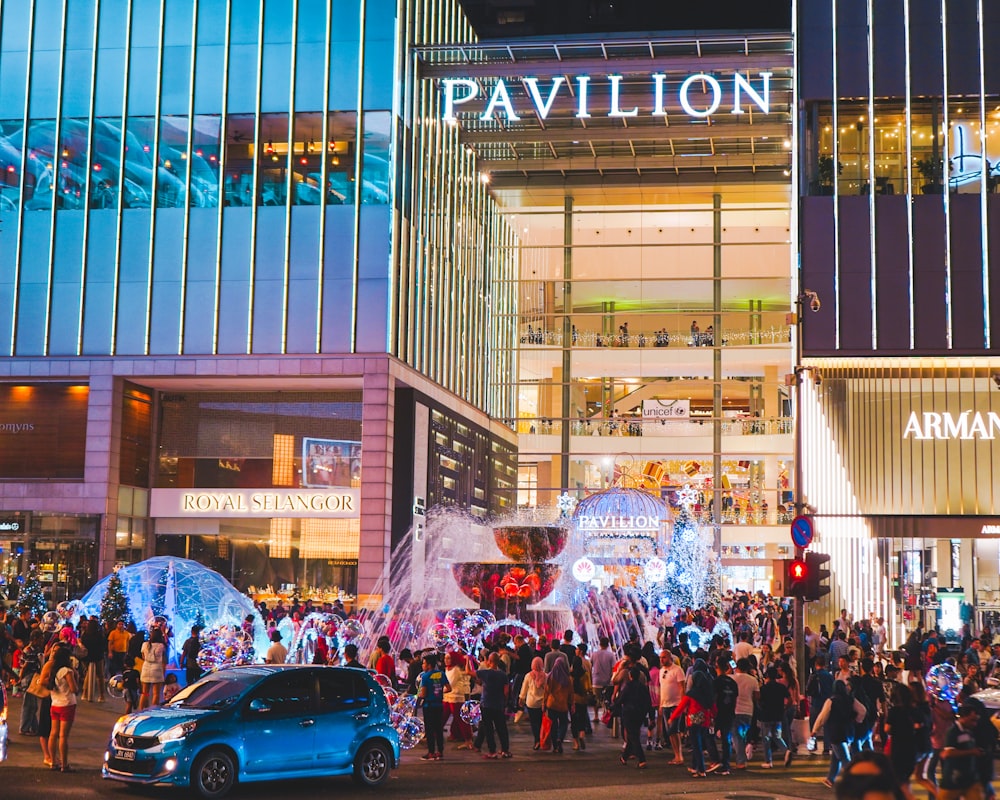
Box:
[441,71,774,122]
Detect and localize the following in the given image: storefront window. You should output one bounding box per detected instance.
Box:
[0,514,99,607]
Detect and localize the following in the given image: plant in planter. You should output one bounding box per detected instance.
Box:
[916,157,944,194]
[816,155,842,195]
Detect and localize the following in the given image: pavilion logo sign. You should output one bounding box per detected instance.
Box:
[902,410,1000,440]
[441,71,774,122]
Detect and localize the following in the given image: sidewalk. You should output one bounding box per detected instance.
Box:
[4,691,125,770]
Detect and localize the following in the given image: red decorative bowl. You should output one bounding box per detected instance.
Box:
[492,525,569,562]
[452,562,562,608]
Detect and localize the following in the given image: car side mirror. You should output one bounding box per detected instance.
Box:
[249,698,271,714]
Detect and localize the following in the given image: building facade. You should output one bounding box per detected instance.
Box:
[0,0,518,607]
[798,0,1000,640]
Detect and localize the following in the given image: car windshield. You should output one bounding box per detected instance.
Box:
[168,674,256,709]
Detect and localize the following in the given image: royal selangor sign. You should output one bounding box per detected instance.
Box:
[441,71,774,122]
[902,410,1000,440]
[150,488,360,519]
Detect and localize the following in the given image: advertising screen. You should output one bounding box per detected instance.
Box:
[301,438,361,488]
[0,384,89,479]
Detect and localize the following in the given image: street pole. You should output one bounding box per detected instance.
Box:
[792,292,808,691]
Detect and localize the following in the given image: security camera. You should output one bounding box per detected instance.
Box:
[814,373,823,386]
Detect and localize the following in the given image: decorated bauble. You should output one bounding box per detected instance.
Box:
[373,673,394,690]
[107,674,126,699]
[339,618,364,642]
[445,608,470,631]
[392,694,417,717]
[926,663,962,709]
[396,716,425,750]
[711,620,734,647]
[382,687,399,708]
[151,615,169,630]
[679,623,711,653]
[459,699,482,727]
[196,625,256,672]
[41,611,61,630]
[56,601,74,620]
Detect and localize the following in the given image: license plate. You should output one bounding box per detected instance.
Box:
[115,748,136,761]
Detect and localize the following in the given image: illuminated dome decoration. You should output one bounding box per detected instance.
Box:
[572,486,672,559]
[79,556,268,664]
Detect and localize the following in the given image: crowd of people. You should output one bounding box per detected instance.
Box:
[4,590,1000,799]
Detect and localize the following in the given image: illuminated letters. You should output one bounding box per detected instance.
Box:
[902,410,1000,439]
[442,71,774,122]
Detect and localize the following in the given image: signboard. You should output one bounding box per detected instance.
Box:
[641,399,691,420]
[441,71,774,122]
[572,557,597,583]
[0,383,89,479]
[644,557,667,583]
[150,488,360,519]
[790,515,814,549]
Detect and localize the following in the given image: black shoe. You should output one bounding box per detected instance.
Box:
[783,749,793,767]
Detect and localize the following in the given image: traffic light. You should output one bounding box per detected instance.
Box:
[805,552,831,599]
[786,558,810,598]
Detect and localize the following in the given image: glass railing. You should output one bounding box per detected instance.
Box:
[514,417,793,437]
[518,325,792,348]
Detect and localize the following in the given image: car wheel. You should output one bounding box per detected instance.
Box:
[192,749,236,799]
[353,740,392,787]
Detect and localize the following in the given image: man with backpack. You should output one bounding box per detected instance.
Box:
[714,657,739,775]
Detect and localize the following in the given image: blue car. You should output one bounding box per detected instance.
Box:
[102,665,399,798]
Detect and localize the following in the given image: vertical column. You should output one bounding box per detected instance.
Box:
[90,374,125,577]
[711,194,722,553]
[358,363,394,601]
[560,196,573,491]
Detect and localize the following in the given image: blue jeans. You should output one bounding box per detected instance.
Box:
[828,740,852,782]
[731,714,753,766]
[759,720,787,764]
[688,723,708,773]
[716,716,733,770]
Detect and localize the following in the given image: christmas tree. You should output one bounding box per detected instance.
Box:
[16,563,47,618]
[664,491,716,610]
[100,568,132,628]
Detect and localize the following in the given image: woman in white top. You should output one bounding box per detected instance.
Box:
[47,645,79,772]
[518,657,547,749]
[442,651,474,748]
[139,627,167,709]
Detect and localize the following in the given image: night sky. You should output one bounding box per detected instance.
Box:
[459,0,792,38]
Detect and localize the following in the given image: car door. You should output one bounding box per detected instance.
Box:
[314,670,373,771]
[240,670,318,777]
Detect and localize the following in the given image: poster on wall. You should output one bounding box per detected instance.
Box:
[302,438,361,488]
[0,384,89,479]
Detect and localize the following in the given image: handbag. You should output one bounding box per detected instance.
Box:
[27,671,51,699]
[539,712,553,750]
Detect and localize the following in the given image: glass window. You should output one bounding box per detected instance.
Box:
[291,112,323,205]
[89,118,123,209]
[360,112,389,205]
[157,115,189,208]
[123,117,156,208]
[247,671,315,717]
[318,671,369,712]
[190,114,221,207]
[196,0,227,45]
[223,114,255,206]
[1,3,32,51]
[0,120,24,212]
[55,117,90,210]
[22,118,57,210]
[325,111,357,205]
[258,113,288,206]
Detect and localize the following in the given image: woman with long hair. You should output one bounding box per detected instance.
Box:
[884,682,919,800]
[139,628,167,709]
[544,657,573,754]
[519,656,547,749]
[779,660,800,760]
[80,618,107,702]
[47,645,79,772]
[570,654,592,750]
[617,666,651,769]
[811,680,866,789]
[443,651,474,749]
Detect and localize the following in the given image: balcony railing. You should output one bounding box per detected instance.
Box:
[516,416,793,437]
[519,325,792,348]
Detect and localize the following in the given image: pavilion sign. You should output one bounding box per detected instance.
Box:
[441,71,774,122]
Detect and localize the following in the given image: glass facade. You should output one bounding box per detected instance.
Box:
[0,0,516,420]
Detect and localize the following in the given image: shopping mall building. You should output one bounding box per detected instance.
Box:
[0,1,998,640]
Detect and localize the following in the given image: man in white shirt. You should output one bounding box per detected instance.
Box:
[733,632,755,663]
[731,658,760,769]
[590,637,615,724]
[265,630,288,664]
[658,651,686,763]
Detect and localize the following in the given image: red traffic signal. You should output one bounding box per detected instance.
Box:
[786,558,810,598]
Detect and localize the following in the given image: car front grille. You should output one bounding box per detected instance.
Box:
[114,733,160,750]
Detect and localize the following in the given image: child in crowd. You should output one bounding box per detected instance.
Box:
[162,674,181,703]
[122,658,141,714]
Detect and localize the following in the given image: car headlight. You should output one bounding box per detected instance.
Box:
[111,716,130,738]
[158,721,198,743]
